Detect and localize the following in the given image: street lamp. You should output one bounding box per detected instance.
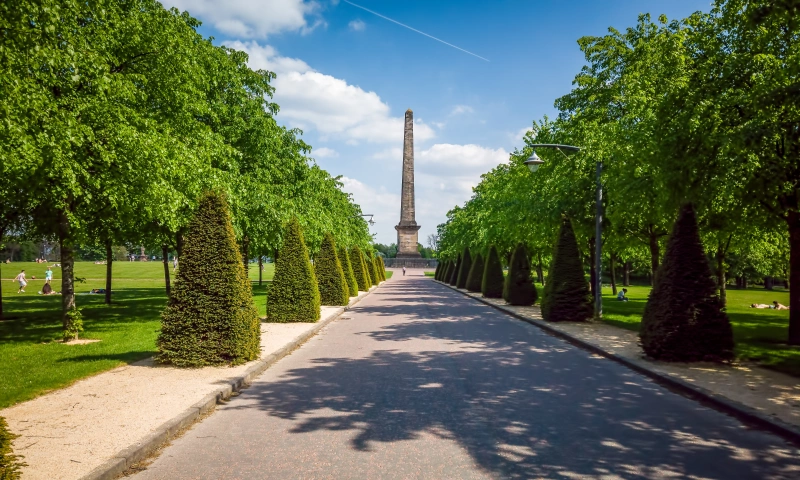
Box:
[525,144,603,319]
[352,214,375,226]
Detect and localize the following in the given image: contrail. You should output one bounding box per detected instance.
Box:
[342,0,489,62]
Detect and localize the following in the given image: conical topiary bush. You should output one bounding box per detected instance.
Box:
[466,253,485,292]
[158,191,261,367]
[434,262,442,280]
[374,256,385,282]
[449,255,461,286]
[541,216,593,322]
[640,204,734,361]
[350,246,370,291]
[0,416,24,479]
[315,233,349,306]
[339,245,358,297]
[366,251,379,286]
[267,217,321,323]
[482,246,505,298]
[503,243,538,306]
[361,254,373,286]
[456,248,472,289]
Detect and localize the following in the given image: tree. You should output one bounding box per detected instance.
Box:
[640,204,734,361]
[349,246,370,292]
[374,256,385,282]
[339,245,359,297]
[466,253,485,292]
[267,217,321,323]
[314,233,349,306]
[449,255,461,286]
[482,246,505,298]
[456,248,472,289]
[0,416,24,479]
[541,217,593,322]
[157,192,260,366]
[503,244,538,306]
[365,250,379,286]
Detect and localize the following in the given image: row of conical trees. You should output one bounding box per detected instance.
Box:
[439,203,734,362]
[435,243,537,306]
[156,191,386,368]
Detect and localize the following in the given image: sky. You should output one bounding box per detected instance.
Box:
[163,0,714,246]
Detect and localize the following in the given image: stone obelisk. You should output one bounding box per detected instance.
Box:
[395,109,422,258]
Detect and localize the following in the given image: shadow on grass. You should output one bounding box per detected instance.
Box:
[56,351,156,363]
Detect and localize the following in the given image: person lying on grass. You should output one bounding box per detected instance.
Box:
[750,301,789,310]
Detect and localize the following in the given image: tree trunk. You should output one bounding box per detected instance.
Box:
[610,252,617,295]
[536,253,544,285]
[59,212,76,333]
[258,256,263,286]
[765,276,773,290]
[241,236,250,274]
[162,245,171,297]
[787,211,800,345]
[648,225,660,286]
[175,230,185,259]
[589,237,597,301]
[623,261,631,286]
[743,276,748,289]
[716,243,726,307]
[736,276,743,289]
[105,241,113,304]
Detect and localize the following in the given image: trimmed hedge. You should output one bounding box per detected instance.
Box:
[481,246,504,298]
[374,256,386,282]
[0,416,24,479]
[157,191,261,367]
[466,253,485,292]
[361,254,373,286]
[640,204,734,361]
[503,243,538,306]
[434,262,442,280]
[541,216,593,322]
[315,233,349,306]
[449,255,461,285]
[350,246,370,291]
[456,248,472,289]
[366,251,379,286]
[267,217,321,323]
[339,245,359,297]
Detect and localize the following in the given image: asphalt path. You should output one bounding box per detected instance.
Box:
[134,271,800,479]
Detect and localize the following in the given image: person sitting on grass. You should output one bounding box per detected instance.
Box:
[39,283,60,295]
[617,288,628,302]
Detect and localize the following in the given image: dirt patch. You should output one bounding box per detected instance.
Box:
[62,338,102,346]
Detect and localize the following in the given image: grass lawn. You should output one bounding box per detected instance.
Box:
[424,271,435,277]
[601,284,798,376]
[0,261,274,408]
[385,270,393,279]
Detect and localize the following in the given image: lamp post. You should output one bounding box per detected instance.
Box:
[351,214,376,226]
[525,144,603,318]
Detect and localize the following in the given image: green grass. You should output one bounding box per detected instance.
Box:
[602,284,798,376]
[424,271,435,277]
[0,261,274,408]
[385,271,393,279]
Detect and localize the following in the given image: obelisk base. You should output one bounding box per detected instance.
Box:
[395,224,422,258]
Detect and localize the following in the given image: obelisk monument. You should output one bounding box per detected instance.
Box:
[395,109,422,258]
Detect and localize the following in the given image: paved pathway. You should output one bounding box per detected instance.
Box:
[135,273,800,479]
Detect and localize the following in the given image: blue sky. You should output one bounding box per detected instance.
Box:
[164,0,713,245]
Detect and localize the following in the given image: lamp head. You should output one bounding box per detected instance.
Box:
[524,150,544,173]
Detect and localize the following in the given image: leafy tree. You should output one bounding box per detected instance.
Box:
[641,204,734,361]
[0,416,24,479]
[503,244,538,305]
[541,217,593,322]
[157,192,260,366]
[339,245,359,297]
[267,218,321,323]
[456,248,472,289]
[314,233,349,306]
[482,246,505,298]
[466,253,485,292]
[349,246,370,291]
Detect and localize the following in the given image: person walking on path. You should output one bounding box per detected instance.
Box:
[13,270,27,293]
[402,266,406,276]
[45,267,53,284]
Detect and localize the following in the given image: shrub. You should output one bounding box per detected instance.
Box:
[374,256,386,282]
[503,244,538,306]
[0,416,24,479]
[315,233,349,306]
[481,246,504,298]
[158,191,261,367]
[366,251,379,286]
[339,245,359,297]
[456,248,472,289]
[640,204,734,361]
[449,255,461,285]
[434,262,442,280]
[541,216,593,322]
[350,246,370,291]
[466,253,485,292]
[267,217,321,323]
[361,254,373,286]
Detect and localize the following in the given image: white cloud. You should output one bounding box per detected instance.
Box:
[372,147,402,160]
[312,147,338,158]
[450,105,474,116]
[226,41,436,145]
[348,19,366,31]
[165,0,321,38]
[417,143,508,174]
[509,126,531,144]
